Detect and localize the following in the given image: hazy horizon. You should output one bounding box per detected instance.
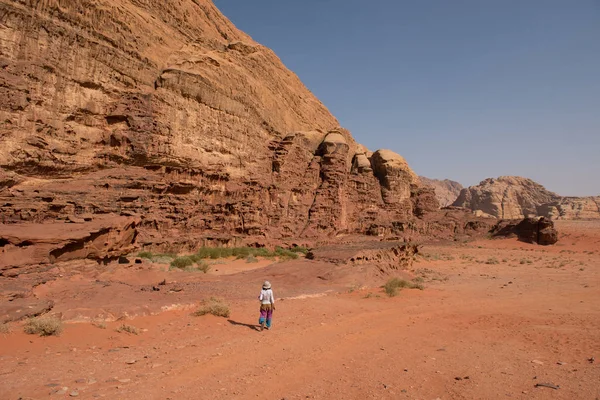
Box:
[215,0,599,196]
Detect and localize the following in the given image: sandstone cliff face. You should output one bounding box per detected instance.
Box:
[538,197,600,220]
[452,176,560,219]
[453,176,599,220]
[419,177,463,207]
[0,0,438,248]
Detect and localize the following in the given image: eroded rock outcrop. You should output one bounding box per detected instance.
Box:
[419,177,463,207]
[452,176,560,219]
[0,216,139,274]
[490,217,558,245]
[538,197,600,220]
[453,176,599,220]
[0,0,440,250]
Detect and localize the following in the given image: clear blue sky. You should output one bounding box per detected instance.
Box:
[215,0,600,196]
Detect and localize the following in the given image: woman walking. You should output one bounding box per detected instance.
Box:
[258,281,275,331]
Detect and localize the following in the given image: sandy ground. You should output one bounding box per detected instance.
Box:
[1,221,599,399]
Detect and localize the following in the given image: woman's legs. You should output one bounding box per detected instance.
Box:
[259,308,268,330]
[265,308,273,329]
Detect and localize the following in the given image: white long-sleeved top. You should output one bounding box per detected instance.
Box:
[259,289,275,305]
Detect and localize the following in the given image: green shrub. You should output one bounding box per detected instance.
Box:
[170,256,194,269]
[383,278,424,297]
[138,251,153,259]
[193,298,230,318]
[290,246,309,255]
[275,247,299,260]
[24,316,63,336]
[246,255,259,263]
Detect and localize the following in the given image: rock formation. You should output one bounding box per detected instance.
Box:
[0,0,443,251]
[419,177,463,207]
[538,197,600,220]
[490,217,558,246]
[0,216,139,275]
[452,176,560,219]
[453,176,599,220]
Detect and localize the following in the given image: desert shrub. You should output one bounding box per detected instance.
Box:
[193,298,230,318]
[191,246,301,262]
[93,320,107,329]
[232,247,252,258]
[485,257,499,265]
[246,255,259,263]
[138,251,154,259]
[383,278,424,297]
[0,323,10,334]
[170,256,194,269]
[290,246,309,255]
[116,324,139,335]
[24,316,63,336]
[274,247,299,260]
[196,261,211,273]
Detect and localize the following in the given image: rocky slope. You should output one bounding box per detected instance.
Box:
[0,0,451,259]
[419,177,463,207]
[453,176,599,220]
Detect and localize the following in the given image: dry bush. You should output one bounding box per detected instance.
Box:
[93,320,107,329]
[24,316,63,336]
[384,278,424,297]
[194,297,231,318]
[0,322,10,334]
[116,324,139,335]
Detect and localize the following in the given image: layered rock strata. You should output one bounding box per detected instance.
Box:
[0,0,440,250]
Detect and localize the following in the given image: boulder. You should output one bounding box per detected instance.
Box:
[489,216,558,245]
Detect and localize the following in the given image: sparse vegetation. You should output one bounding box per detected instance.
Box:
[422,252,455,261]
[138,251,154,259]
[93,320,107,329]
[170,256,195,269]
[0,322,10,334]
[193,297,231,318]
[23,316,63,336]
[169,256,211,273]
[167,246,301,270]
[519,258,533,265]
[485,257,499,265]
[290,246,310,255]
[383,278,424,297]
[116,324,139,335]
[137,251,177,264]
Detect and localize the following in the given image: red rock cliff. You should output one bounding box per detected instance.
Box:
[0,0,437,247]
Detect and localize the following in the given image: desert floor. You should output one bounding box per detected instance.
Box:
[1,221,599,399]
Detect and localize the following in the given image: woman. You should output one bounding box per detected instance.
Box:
[258,281,275,331]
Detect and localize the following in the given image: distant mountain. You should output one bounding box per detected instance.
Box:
[452,176,600,220]
[419,177,463,207]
